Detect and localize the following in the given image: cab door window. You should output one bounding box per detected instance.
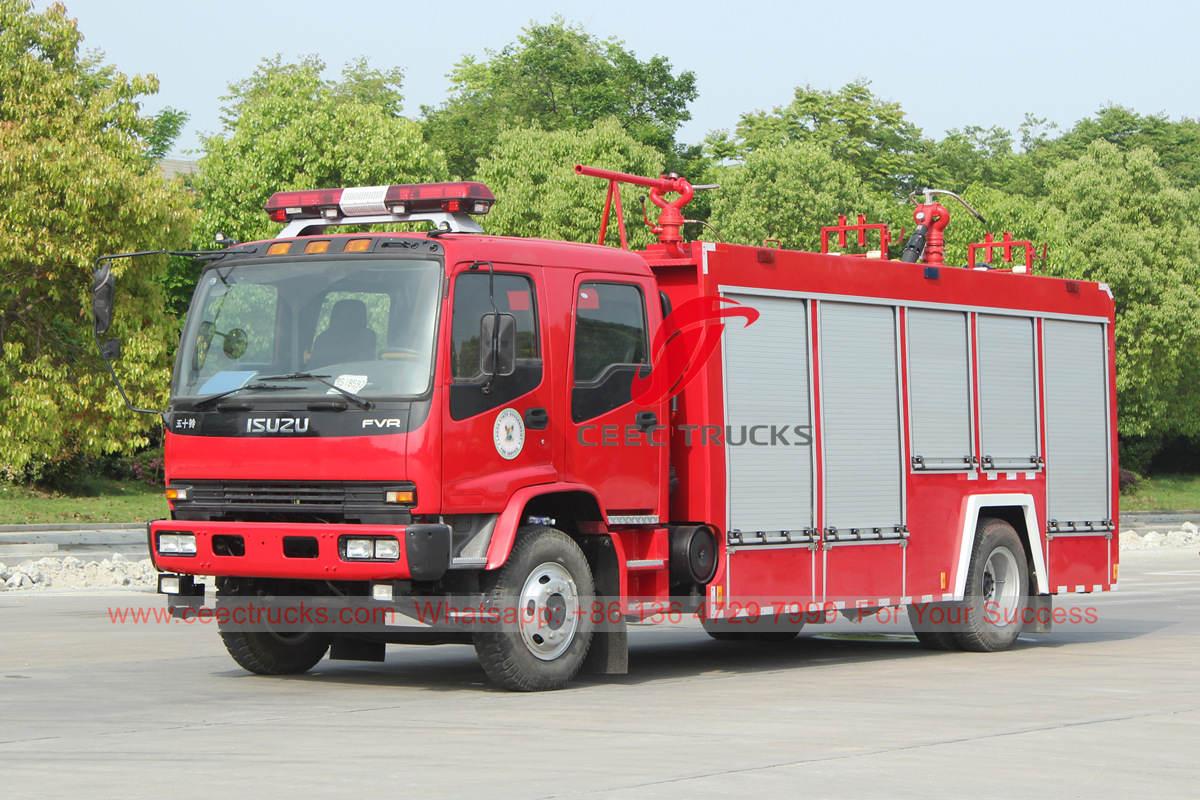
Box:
[571,282,649,422]
[449,272,541,420]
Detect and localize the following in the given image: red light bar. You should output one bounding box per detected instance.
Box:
[264,182,495,222]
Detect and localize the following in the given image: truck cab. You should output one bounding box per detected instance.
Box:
[139,182,670,689]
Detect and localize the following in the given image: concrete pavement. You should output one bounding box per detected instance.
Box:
[1,548,1197,798]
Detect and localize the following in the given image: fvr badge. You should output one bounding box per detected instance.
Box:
[492,408,525,460]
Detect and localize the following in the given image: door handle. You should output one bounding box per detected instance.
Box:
[525,407,549,430]
[635,410,658,431]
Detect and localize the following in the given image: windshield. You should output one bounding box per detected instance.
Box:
[173,257,441,402]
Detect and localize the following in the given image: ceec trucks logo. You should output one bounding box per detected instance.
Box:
[631,295,759,405]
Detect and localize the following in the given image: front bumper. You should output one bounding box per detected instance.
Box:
[148,519,452,582]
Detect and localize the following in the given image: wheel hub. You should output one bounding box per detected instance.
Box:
[519,562,580,661]
[982,546,1021,620]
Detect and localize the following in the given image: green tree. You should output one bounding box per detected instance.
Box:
[0,0,194,480]
[720,81,927,194]
[144,106,188,161]
[1036,142,1200,442]
[191,55,448,254]
[918,126,1025,194]
[423,19,697,178]
[1026,106,1200,191]
[476,119,665,246]
[706,142,889,251]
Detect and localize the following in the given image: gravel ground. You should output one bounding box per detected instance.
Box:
[1,520,1196,592]
[0,554,157,591]
[1119,520,1200,551]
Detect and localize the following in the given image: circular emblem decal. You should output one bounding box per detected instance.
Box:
[493,407,525,460]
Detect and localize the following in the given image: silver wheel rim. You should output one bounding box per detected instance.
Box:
[518,562,580,661]
[982,546,1021,621]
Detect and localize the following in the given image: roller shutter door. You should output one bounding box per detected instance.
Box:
[977,315,1039,470]
[820,302,903,530]
[1043,320,1110,525]
[907,309,973,470]
[722,294,813,533]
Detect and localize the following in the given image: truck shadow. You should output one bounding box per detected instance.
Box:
[250,618,1169,693]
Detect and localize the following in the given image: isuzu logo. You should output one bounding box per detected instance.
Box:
[245,416,311,434]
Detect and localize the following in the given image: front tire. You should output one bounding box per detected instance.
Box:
[473,526,595,691]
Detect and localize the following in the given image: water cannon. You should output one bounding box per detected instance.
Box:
[575,164,706,257]
[899,188,987,265]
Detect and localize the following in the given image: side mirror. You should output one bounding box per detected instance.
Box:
[222,327,248,360]
[92,264,115,336]
[193,321,213,371]
[479,312,516,377]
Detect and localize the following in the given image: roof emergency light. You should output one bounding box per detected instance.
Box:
[265,182,495,223]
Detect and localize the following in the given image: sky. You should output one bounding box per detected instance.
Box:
[47,0,1200,160]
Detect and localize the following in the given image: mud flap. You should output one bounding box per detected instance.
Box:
[582,624,629,675]
[1026,594,1053,634]
[580,535,629,675]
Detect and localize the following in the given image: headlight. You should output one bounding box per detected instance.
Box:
[373,539,400,561]
[158,532,197,556]
[345,538,374,560]
[343,537,400,561]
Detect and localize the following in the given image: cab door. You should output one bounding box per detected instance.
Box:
[564,274,666,522]
[441,263,556,514]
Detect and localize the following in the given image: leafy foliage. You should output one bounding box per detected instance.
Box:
[476,119,665,246]
[706,142,886,251]
[1024,106,1200,192]
[191,55,448,249]
[714,81,926,194]
[423,19,696,178]
[0,0,193,480]
[144,106,188,161]
[1038,143,1200,439]
[9,9,1200,477]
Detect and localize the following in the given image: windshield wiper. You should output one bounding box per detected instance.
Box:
[256,372,374,410]
[191,382,294,410]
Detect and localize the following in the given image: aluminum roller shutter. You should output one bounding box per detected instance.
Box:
[721,294,813,534]
[820,302,903,530]
[907,309,973,470]
[1043,320,1110,525]
[977,315,1039,470]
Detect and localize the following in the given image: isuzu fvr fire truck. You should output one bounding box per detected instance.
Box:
[91,166,1118,690]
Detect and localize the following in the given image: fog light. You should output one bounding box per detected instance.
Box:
[345,538,373,560]
[160,575,181,594]
[374,538,400,561]
[372,583,394,602]
[158,533,196,556]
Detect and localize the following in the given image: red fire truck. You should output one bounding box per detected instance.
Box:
[91,166,1118,690]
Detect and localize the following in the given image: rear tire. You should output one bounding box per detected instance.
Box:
[954,518,1029,652]
[473,526,595,691]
